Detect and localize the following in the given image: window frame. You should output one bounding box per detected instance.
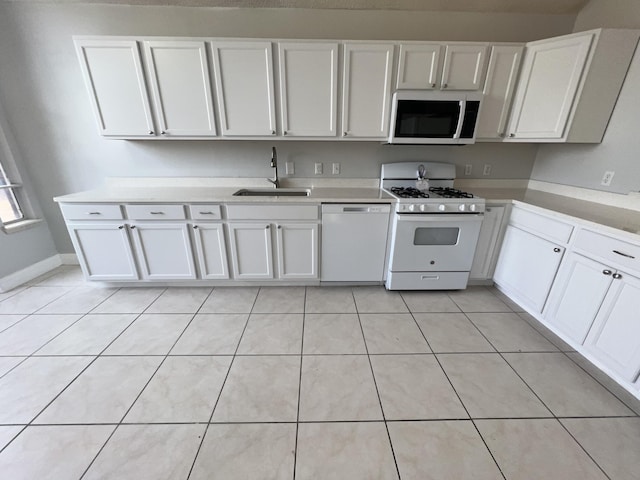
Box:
[0,160,25,228]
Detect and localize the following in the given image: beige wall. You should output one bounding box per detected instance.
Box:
[530,0,640,194]
[0,3,574,254]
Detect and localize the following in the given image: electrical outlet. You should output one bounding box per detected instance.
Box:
[483,164,492,176]
[314,163,323,175]
[464,164,472,176]
[601,170,615,186]
[285,161,294,175]
[332,163,340,175]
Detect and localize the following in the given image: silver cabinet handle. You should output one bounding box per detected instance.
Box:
[602,269,612,275]
[87,212,101,215]
[509,133,515,138]
[613,273,623,279]
[553,247,561,253]
[150,212,164,215]
[199,211,215,215]
[613,250,635,259]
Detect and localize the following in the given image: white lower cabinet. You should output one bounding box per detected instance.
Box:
[493,224,565,313]
[67,223,139,281]
[470,205,506,280]
[228,223,274,280]
[544,252,613,343]
[275,223,318,279]
[191,223,230,279]
[583,270,640,383]
[129,223,197,280]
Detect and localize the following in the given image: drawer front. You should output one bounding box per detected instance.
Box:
[226,204,319,220]
[510,207,574,244]
[188,205,222,220]
[125,204,186,220]
[573,228,640,272]
[60,203,123,220]
[386,271,470,290]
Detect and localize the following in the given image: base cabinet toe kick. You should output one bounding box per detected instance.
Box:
[493,204,640,401]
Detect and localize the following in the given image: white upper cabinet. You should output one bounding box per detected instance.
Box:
[278,42,339,137]
[75,39,154,137]
[341,43,394,138]
[211,41,277,137]
[440,44,488,90]
[143,41,217,137]
[506,29,639,142]
[506,34,593,140]
[475,46,523,140]
[396,44,441,89]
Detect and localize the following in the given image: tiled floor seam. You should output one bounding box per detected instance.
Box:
[184,287,257,480]
[352,287,403,480]
[291,287,308,480]
[404,295,508,480]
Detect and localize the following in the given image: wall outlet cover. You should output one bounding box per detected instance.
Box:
[332,163,340,175]
[483,164,492,176]
[285,161,294,175]
[464,164,472,175]
[314,163,323,175]
[601,170,615,186]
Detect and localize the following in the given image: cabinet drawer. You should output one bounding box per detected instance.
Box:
[125,204,186,220]
[509,207,573,244]
[573,228,640,272]
[226,204,319,220]
[188,205,222,220]
[60,203,123,220]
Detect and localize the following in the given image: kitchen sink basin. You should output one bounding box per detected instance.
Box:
[232,188,311,197]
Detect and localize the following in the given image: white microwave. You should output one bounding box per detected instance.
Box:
[388,91,483,145]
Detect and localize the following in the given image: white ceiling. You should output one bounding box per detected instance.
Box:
[2,0,591,15]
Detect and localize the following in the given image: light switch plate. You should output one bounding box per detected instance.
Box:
[285,161,294,175]
[332,163,340,175]
[465,164,472,175]
[314,163,323,175]
[483,164,492,176]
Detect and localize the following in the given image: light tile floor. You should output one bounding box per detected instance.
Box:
[0,266,639,479]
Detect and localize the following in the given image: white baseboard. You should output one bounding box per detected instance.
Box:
[59,253,79,265]
[0,255,63,293]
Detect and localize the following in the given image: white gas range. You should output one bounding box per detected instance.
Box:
[381,162,486,290]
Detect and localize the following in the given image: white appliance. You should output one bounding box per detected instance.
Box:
[381,162,485,290]
[388,91,483,145]
[321,204,391,282]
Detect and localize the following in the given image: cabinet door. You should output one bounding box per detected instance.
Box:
[341,43,394,139]
[211,41,277,137]
[396,44,441,89]
[278,42,338,137]
[493,224,565,313]
[506,33,593,140]
[75,39,154,137]
[144,41,216,136]
[191,224,230,279]
[276,223,318,279]
[67,223,138,281]
[130,223,197,280]
[440,45,487,90]
[544,253,613,344]
[584,271,640,382]
[228,223,274,279]
[476,46,523,139]
[470,205,506,280]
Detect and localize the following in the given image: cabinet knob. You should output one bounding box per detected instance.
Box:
[602,269,612,275]
[265,225,270,229]
[499,132,505,138]
[161,131,167,135]
[130,225,136,229]
[431,83,436,88]
[283,131,288,135]
[277,225,282,229]
[193,225,199,229]
[148,131,154,135]
[553,247,561,253]
[612,273,623,279]
[509,133,515,138]
[272,130,276,135]
[118,225,124,229]
[343,132,348,136]
[442,83,448,89]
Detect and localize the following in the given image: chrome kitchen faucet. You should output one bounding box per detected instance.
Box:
[267,146,280,188]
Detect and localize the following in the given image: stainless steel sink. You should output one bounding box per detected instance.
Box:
[232,188,311,197]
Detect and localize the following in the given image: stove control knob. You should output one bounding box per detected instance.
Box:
[469,204,476,212]
[438,204,446,212]
[408,204,416,212]
[458,204,466,212]
[419,204,426,212]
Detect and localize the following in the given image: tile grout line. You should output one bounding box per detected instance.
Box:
[292,287,307,480]
[462,311,614,480]
[184,287,258,480]
[353,287,403,480]
[402,291,508,480]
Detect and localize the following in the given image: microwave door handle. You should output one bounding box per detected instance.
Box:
[453,100,466,139]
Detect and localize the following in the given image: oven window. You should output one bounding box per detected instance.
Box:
[394,100,460,138]
[414,227,460,245]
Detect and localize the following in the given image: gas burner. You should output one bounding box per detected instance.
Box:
[429,187,474,199]
[390,187,430,199]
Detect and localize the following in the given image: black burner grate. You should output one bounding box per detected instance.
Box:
[428,187,474,198]
[390,187,430,198]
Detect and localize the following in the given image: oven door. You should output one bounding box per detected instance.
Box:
[389,214,483,272]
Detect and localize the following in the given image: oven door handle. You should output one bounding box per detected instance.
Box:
[395,213,483,222]
[453,100,466,139]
